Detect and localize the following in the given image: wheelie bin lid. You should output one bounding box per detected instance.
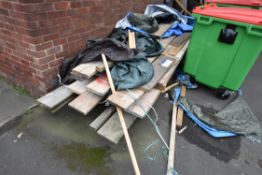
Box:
[205,0,262,6]
[193,4,262,26]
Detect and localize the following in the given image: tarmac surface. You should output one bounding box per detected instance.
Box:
[0,56,261,175]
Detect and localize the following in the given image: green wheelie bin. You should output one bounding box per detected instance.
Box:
[205,0,262,9]
[183,4,262,94]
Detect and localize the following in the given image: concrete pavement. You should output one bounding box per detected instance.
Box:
[0,56,261,175]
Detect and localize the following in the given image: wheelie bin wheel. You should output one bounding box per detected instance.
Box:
[216,89,231,100]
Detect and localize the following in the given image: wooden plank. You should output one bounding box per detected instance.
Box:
[97,112,136,144]
[157,41,190,89]
[90,106,116,130]
[101,54,141,175]
[161,82,179,93]
[147,24,175,63]
[128,31,136,49]
[96,61,113,72]
[79,62,100,78]
[175,0,191,15]
[51,95,76,113]
[127,89,161,118]
[37,86,73,109]
[66,79,90,95]
[163,33,190,59]
[107,89,144,110]
[170,33,191,47]
[72,61,105,79]
[153,24,170,37]
[68,91,103,115]
[167,103,178,175]
[72,63,89,74]
[176,85,186,128]
[142,56,174,91]
[86,74,110,96]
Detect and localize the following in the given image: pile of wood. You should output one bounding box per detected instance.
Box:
[37,24,190,144]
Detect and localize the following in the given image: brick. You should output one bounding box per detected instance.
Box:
[4,23,15,31]
[70,2,82,8]
[34,41,53,51]
[53,38,66,46]
[9,11,27,20]
[38,55,55,65]
[43,33,59,41]
[54,2,70,10]
[39,19,56,28]
[23,35,43,44]
[0,8,9,16]
[27,50,46,58]
[46,45,62,55]
[1,1,13,10]
[30,62,49,71]
[26,12,47,21]
[18,0,45,4]
[47,11,68,19]
[13,4,36,12]
[49,57,63,67]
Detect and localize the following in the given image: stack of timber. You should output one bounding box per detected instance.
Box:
[37,24,190,144]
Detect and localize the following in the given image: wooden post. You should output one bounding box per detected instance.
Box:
[128,30,136,49]
[167,103,178,175]
[161,82,179,93]
[101,54,141,175]
[176,85,186,128]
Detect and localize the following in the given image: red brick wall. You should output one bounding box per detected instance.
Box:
[0,0,161,96]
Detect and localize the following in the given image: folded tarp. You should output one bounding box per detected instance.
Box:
[111,53,154,90]
[144,4,188,24]
[162,22,193,38]
[59,38,139,84]
[178,96,261,141]
[110,28,163,58]
[115,12,159,33]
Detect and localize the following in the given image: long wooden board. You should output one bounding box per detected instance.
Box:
[176,85,186,128]
[97,112,136,144]
[66,80,90,95]
[142,56,174,91]
[68,91,103,115]
[86,74,110,96]
[167,103,178,175]
[107,89,144,110]
[37,86,74,109]
[90,106,116,130]
[127,89,161,118]
[72,61,107,79]
[153,24,170,37]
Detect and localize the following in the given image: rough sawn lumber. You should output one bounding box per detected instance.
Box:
[141,56,174,91]
[97,112,137,144]
[90,106,116,130]
[37,85,74,109]
[107,89,144,110]
[157,41,190,89]
[66,79,90,95]
[72,61,108,78]
[127,89,161,118]
[68,91,103,115]
[86,74,110,96]
[176,85,186,128]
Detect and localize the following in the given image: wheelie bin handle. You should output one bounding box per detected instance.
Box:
[197,16,213,25]
[246,25,262,37]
